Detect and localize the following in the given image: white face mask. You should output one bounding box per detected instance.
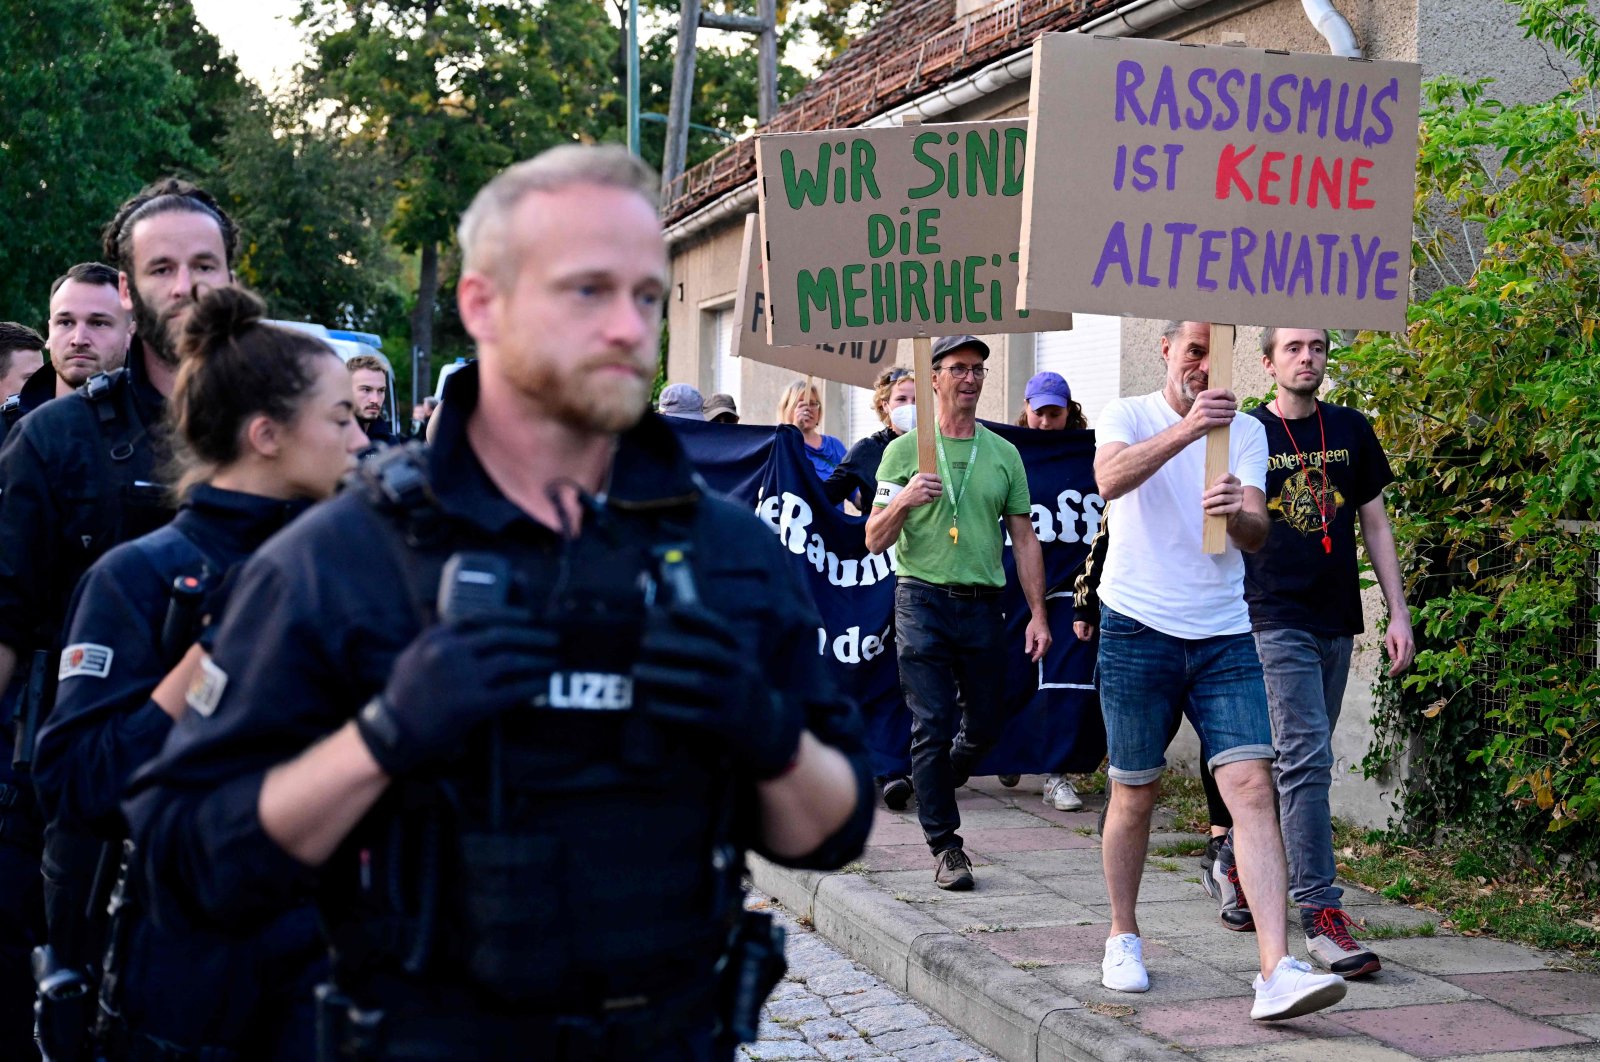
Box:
[889,404,917,434]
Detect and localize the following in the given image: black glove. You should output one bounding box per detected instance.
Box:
[634,605,803,780]
[356,622,558,777]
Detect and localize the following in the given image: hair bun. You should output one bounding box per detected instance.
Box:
[179,286,267,362]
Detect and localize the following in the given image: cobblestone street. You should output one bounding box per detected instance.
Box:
[742,896,999,1062]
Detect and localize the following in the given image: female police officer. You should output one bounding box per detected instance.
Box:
[122,146,872,1061]
[34,286,369,1060]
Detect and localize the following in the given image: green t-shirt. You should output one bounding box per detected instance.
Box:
[872,424,1032,587]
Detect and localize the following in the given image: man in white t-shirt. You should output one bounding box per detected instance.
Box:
[1091,320,1347,1022]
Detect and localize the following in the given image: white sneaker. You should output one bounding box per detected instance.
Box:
[1042,775,1062,804]
[1101,933,1149,992]
[1251,955,1348,1020]
[1051,779,1084,811]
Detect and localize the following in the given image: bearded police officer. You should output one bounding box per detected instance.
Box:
[0,179,237,1056]
[124,146,872,1062]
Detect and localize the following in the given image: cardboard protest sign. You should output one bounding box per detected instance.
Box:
[730,214,893,388]
[755,120,1074,345]
[1018,34,1421,332]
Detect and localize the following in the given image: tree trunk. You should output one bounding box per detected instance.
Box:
[410,241,439,403]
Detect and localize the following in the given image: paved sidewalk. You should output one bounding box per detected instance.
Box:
[742,899,1001,1061]
[752,775,1600,1061]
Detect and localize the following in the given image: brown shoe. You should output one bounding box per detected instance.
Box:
[934,848,974,891]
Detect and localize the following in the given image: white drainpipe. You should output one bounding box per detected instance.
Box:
[1301,0,1362,58]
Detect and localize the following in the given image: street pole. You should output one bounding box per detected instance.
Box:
[628,0,640,155]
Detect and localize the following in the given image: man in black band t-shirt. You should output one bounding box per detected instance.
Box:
[1243,326,1415,980]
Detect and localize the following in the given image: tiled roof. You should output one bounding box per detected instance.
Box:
[663,0,1126,225]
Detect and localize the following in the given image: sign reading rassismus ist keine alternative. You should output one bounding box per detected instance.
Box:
[756,120,1074,345]
[1018,35,1422,331]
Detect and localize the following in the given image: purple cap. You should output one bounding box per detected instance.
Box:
[1024,371,1071,409]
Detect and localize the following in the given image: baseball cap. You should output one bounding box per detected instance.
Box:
[657,383,705,420]
[704,393,738,421]
[1024,371,1072,409]
[930,334,990,365]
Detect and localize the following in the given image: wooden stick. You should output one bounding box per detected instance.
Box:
[899,113,937,475]
[1201,322,1236,555]
[913,337,936,474]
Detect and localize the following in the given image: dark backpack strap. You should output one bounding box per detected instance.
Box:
[355,443,454,626]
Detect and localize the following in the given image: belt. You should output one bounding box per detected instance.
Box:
[898,576,1003,598]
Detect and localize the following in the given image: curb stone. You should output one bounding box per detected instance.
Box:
[753,858,1188,1062]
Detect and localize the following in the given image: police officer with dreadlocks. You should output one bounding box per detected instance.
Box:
[125,145,873,1062]
[0,177,238,1056]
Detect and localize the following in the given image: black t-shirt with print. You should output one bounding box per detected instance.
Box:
[1244,401,1393,637]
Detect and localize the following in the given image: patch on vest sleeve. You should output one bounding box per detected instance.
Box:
[58,644,114,680]
[186,656,228,718]
[874,481,904,507]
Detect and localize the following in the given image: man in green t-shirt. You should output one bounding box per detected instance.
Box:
[866,334,1051,890]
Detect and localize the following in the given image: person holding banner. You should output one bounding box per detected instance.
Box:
[865,335,1051,891]
[1241,326,1414,980]
[777,379,846,481]
[1091,320,1347,1020]
[1014,371,1087,432]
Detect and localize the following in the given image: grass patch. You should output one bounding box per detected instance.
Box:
[1358,919,1438,941]
[1012,959,1044,970]
[1332,819,1600,963]
[960,923,1017,934]
[1073,826,1094,837]
[840,862,871,876]
[1150,839,1208,857]
[1151,859,1181,873]
[1155,774,1211,834]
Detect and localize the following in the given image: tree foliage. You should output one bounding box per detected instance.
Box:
[0,0,195,324]
[1335,25,1600,860]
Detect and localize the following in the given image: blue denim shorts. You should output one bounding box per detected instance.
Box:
[1096,606,1275,785]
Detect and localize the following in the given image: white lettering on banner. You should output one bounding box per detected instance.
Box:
[1029,490,1106,545]
[755,490,897,589]
[814,624,893,665]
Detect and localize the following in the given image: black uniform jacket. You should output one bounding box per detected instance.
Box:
[124,368,874,931]
[0,349,170,658]
[0,365,60,450]
[35,487,309,838]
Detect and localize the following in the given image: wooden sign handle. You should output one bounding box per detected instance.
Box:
[899,115,937,474]
[913,336,936,474]
[1201,322,1236,555]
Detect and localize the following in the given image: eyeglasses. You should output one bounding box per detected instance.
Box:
[936,364,988,380]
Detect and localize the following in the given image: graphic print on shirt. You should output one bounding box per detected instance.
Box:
[1265,448,1350,539]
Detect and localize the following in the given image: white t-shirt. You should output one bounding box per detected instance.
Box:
[1096,391,1267,639]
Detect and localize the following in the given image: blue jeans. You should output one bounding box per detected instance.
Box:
[1254,628,1353,910]
[894,581,1008,855]
[1096,607,1274,786]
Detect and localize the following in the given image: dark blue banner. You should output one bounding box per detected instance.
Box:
[671,419,1107,779]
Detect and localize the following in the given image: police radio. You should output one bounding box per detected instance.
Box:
[437,553,515,624]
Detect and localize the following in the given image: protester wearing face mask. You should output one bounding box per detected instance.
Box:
[823,367,916,509]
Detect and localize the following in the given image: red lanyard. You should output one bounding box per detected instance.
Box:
[1274,398,1332,554]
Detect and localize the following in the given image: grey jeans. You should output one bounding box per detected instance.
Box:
[1253,627,1354,910]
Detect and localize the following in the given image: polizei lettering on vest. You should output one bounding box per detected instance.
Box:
[545,672,634,711]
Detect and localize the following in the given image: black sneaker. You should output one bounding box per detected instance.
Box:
[949,748,974,788]
[934,848,975,891]
[1303,906,1381,979]
[1200,834,1226,899]
[881,776,913,811]
[1212,834,1255,932]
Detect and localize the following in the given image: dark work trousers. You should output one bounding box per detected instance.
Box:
[894,579,1008,856]
[0,762,43,1061]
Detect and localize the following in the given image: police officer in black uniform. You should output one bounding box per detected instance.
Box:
[34,288,369,1061]
[0,178,238,1054]
[124,146,872,1062]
